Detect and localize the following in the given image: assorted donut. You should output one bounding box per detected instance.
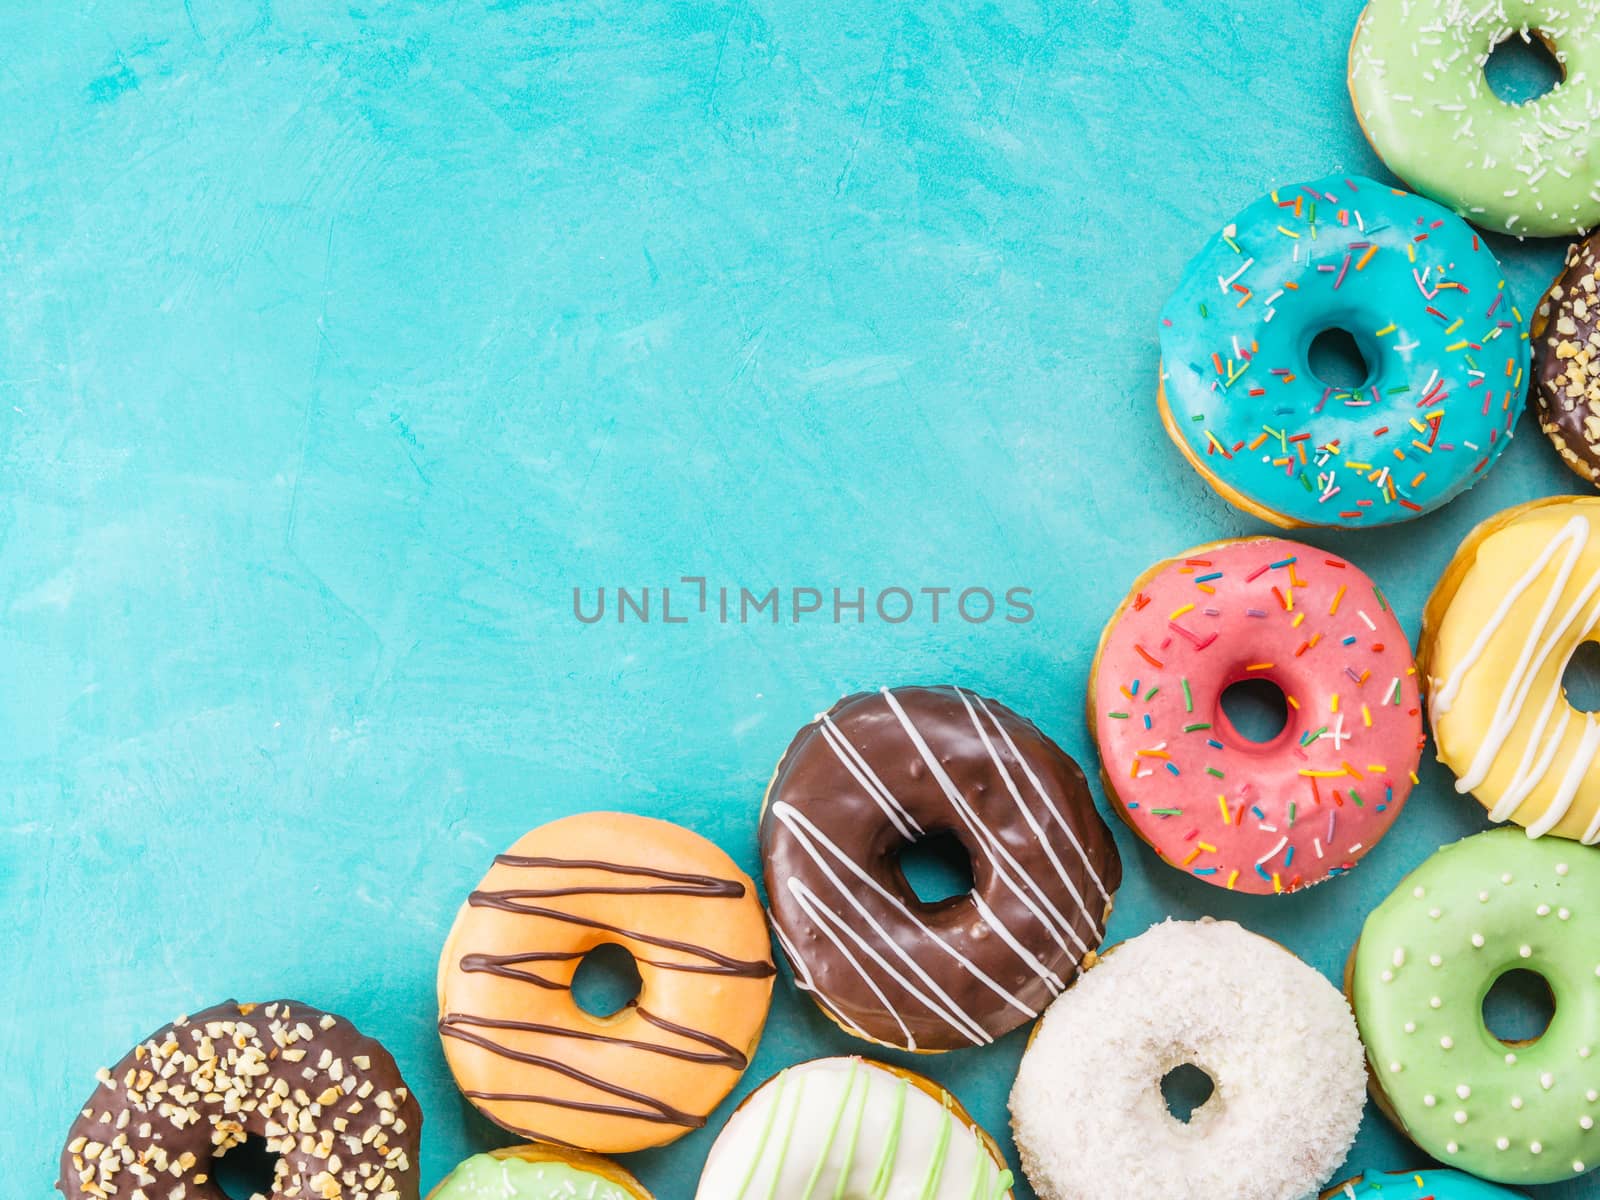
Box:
[1091,536,1423,893]
[1011,919,1366,1200]
[436,812,774,1152]
[1158,175,1526,527]
[52,5,1600,1200]
[1350,829,1600,1184]
[761,685,1120,1051]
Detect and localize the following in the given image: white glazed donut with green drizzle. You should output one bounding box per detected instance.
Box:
[693,1057,1014,1199]
[1349,0,1600,237]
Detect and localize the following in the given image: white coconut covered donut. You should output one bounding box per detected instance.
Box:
[1010,919,1364,1200]
[694,1056,1014,1199]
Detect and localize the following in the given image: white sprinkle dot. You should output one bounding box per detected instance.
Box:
[1393,947,1407,967]
[1424,1094,1438,1107]
[1472,933,1485,948]
[1506,1052,1519,1065]
[1588,1089,1599,1103]
[1457,1084,1472,1099]
[1497,1137,1511,1150]
[1521,945,1534,958]
[1513,1096,1525,1110]
[1531,1141,1543,1154]
[1431,996,1443,1009]
[1583,1116,1595,1130]
[1404,1021,1417,1034]
[1430,953,1444,967]
[1442,1036,1455,1049]
[1455,1110,1469,1124]
[1414,885,1426,898]
[1582,1046,1593,1059]
[1479,891,1491,903]
[1557,863,1570,876]
[1446,1142,1459,1154]
[1502,873,1514,884]
[1429,907,1441,919]
[1560,908,1572,921]
[1575,1161,1586,1174]
[1390,1061,1403,1073]
[1542,1072,1556,1089]
[1538,904,1552,916]
[1381,969,1394,983]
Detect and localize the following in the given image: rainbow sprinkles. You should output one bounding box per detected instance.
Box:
[1091,537,1426,895]
[1158,174,1529,528]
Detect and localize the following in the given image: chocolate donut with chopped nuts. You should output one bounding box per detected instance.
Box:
[57,999,422,1200]
[1532,234,1600,484]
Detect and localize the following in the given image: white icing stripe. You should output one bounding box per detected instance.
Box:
[1459,536,1600,794]
[1435,513,1600,839]
[815,716,922,841]
[1529,715,1600,838]
[972,892,1064,994]
[971,691,1113,902]
[773,801,1025,1036]
[879,688,1084,963]
[954,687,1101,949]
[784,880,927,1048]
[1434,515,1587,718]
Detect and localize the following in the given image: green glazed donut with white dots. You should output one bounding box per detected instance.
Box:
[1349,0,1600,237]
[1351,829,1600,1183]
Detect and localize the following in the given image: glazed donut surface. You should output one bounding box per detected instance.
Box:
[437,812,774,1152]
[1091,537,1423,893]
[1350,829,1600,1184]
[1423,496,1600,842]
[58,999,421,1200]
[694,1057,1013,1199]
[761,685,1121,1052]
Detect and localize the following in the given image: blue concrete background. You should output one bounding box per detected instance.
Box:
[2,1,1589,1196]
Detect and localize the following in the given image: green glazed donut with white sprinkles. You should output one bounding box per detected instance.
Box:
[1349,0,1600,237]
[1350,828,1600,1184]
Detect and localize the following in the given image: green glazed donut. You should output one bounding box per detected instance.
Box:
[1349,0,1600,237]
[1350,829,1600,1184]
[427,1148,651,1200]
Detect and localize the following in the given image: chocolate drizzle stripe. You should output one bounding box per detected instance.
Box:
[439,1010,747,1068]
[466,891,776,978]
[439,1023,706,1127]
[492,854,746,897]
[447,850,773,1136]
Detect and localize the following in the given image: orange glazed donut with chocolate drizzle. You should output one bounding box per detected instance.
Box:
[436,812,775,1153]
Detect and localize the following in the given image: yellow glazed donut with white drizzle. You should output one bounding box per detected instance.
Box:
[1423,496,1600,842]
[693,1057,1014,1199]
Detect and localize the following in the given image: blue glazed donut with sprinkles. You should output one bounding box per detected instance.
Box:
[1158,174,1529,528]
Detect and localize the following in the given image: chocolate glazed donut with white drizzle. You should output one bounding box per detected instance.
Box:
[760,685,1122,1052]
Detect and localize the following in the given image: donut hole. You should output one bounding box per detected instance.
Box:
[1307,327,1373,391]
[572,942,643,1018]
[895,830,975,906]
[1485,31,1565,106]
[1482,967,1556,1045]
[1159,1063,1215,1124]
[1219,678,1289,745]
[213,1132,281,1200]
[1560,640,1600,712]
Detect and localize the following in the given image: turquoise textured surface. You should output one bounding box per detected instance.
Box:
[1159,174,1526,526]
[0,2,1589,1198]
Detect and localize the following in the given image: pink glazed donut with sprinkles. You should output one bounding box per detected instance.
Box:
[1089,537,1424,895]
